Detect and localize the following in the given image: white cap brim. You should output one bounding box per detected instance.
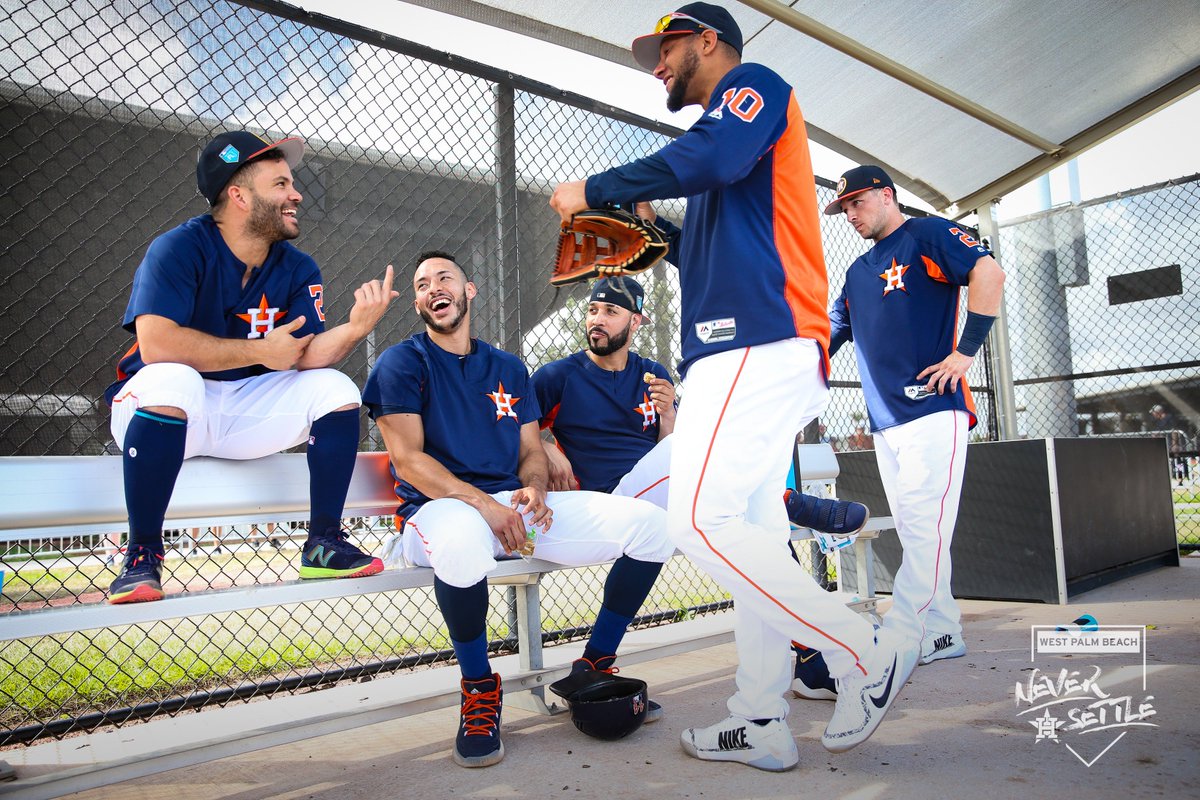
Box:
[631,30,692,71]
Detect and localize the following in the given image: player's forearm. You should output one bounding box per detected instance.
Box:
[391,449,494,509]
[586,152,684,208]
[138,320,268,372]
[657,411,676,439]
[296,323,362,370]
[517,449,550,494]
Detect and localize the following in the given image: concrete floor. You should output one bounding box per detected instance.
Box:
[43,556,1200,799]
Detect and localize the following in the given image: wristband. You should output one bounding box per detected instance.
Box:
[955,311,996,357]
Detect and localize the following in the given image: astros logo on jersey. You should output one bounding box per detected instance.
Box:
[635,392,657,430]
[486,381,520,420]
[879,259,910,295]
[237,294,286,338]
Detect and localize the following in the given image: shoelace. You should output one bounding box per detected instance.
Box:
[461,687,502,736]
[124,547,163,573]
[577,656,619,675]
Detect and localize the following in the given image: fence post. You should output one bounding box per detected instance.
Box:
[976,201,1019,440]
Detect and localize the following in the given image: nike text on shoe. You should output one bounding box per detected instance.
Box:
[784,489,870,536]
[822,629,919,753]
[791,646,837,701]
[108,545,165,604]
[680,716,799,772]
[299,528,384,579]
[919,631,966,665]
[565,656,662,723]
[454,673,504,768]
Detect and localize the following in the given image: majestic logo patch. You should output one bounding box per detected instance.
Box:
[635,392,657,430]
[218,144,240,163]
[879,259,910,295]
[237,294,286,338]
[486,381,520,420]
[695,317,736,344]
[904,384,935,401]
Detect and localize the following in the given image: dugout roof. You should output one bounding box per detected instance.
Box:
[396,0,1200,215]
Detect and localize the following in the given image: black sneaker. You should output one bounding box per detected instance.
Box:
[454,673,504,768]
[108,545,165,605]
[784,490,870,536]
[299,528,384,579]
[791,645,837,700]
[563,656,663,723]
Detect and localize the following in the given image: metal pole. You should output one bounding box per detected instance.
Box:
[976,201,1019,439]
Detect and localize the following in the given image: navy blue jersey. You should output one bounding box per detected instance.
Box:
[531,351,672,492]
[830,217,988,432]
[656,63,829,377]
[104,215,326,404]
[362,333,541,521]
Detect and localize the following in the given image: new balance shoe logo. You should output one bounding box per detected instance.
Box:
[717,727,749,750]
[931,634,953,653]
[306,545,334,567]
[869,656,898,709]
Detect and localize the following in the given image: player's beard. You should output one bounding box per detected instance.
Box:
[419,292,469,334]
[246,192,300,242]
[666,45,700,113]
[587,320,632,357]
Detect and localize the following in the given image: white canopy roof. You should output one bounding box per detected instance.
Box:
[400,0,1200,213]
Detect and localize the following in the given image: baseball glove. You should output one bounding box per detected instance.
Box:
[551,207,669,287]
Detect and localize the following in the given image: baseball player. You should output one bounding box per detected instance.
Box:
[363,252,676,768]
[550,4,918,770]
[103,131,395,605]
[792,166,1006,697]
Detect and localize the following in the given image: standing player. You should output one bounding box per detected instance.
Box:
[363,252,675,768]
[104,131,396,604]
[550,4,918,770]
[792,165,1006,697]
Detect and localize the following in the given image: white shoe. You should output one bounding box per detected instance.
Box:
[919,632,966,665]
[680,716,800,772]
[822,629,919,753]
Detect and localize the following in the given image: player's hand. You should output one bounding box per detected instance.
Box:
[511,486,553,533]
[348,264,400,338]
[261,316,313,370]
[542,441,578,492]
[478,498,528,555]
[634,201,657,223]
[549,180,589,224]
[917,350,974,394]
[645,375,676,420]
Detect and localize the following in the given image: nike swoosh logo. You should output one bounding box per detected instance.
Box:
[798,651,820,664]
[869,655,898,709]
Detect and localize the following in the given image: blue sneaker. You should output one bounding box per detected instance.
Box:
[567,656,663,723]
[454,673,504,768]
[108,545,165,605]
[791,645,837,700]
[784,490,869,536]
[299,528,383,579]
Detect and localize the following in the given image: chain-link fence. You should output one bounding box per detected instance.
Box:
[1,0,929,747]
[999,175,1200,551]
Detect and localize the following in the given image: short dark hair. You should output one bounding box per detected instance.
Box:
[415,249,469,281]
[213,148,288,210]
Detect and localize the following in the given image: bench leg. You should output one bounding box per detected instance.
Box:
[504,581,565,715]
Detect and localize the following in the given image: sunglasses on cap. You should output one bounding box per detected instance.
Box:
[654,11,723,34]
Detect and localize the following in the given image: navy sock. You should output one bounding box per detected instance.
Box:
[434,577,491,679]
[584,606,633,662]
[601,556,663,617]
[306,408,359,536]
[122,409,186,553]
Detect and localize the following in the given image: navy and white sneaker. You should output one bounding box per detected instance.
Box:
[680,715,799,772]
[919,631,966,665]
[822,629,919,753]
[299,527,384,580]
[108,545,165,605]
[791,646,837,701]
[454,673,504,768]
[784,489,870,536]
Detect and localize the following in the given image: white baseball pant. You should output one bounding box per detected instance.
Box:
[873,409,968,646]
[612,436,672,508]
[666,337,877,722]
[385,490,675,588]
[109,362,360,458]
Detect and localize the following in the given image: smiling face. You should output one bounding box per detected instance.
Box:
[232,157,302,242]
[653,33,703,112]
[413,257,474,334]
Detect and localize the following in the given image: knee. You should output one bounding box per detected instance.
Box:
[299,369,362,415]
[134,363,205,419]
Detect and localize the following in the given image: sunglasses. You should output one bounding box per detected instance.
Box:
[653,11,722,35]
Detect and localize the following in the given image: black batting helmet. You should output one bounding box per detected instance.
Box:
[550,673,649,741]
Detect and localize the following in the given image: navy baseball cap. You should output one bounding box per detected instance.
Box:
[590,276,651,324]
[197,131,304,206]
[824,165,895,215]
[632,3,744,71]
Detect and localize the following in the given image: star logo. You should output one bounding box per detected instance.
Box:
[486,381,520,420]
[635,392,657,430]
[879,259,909,295]
[237,294,287,339]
